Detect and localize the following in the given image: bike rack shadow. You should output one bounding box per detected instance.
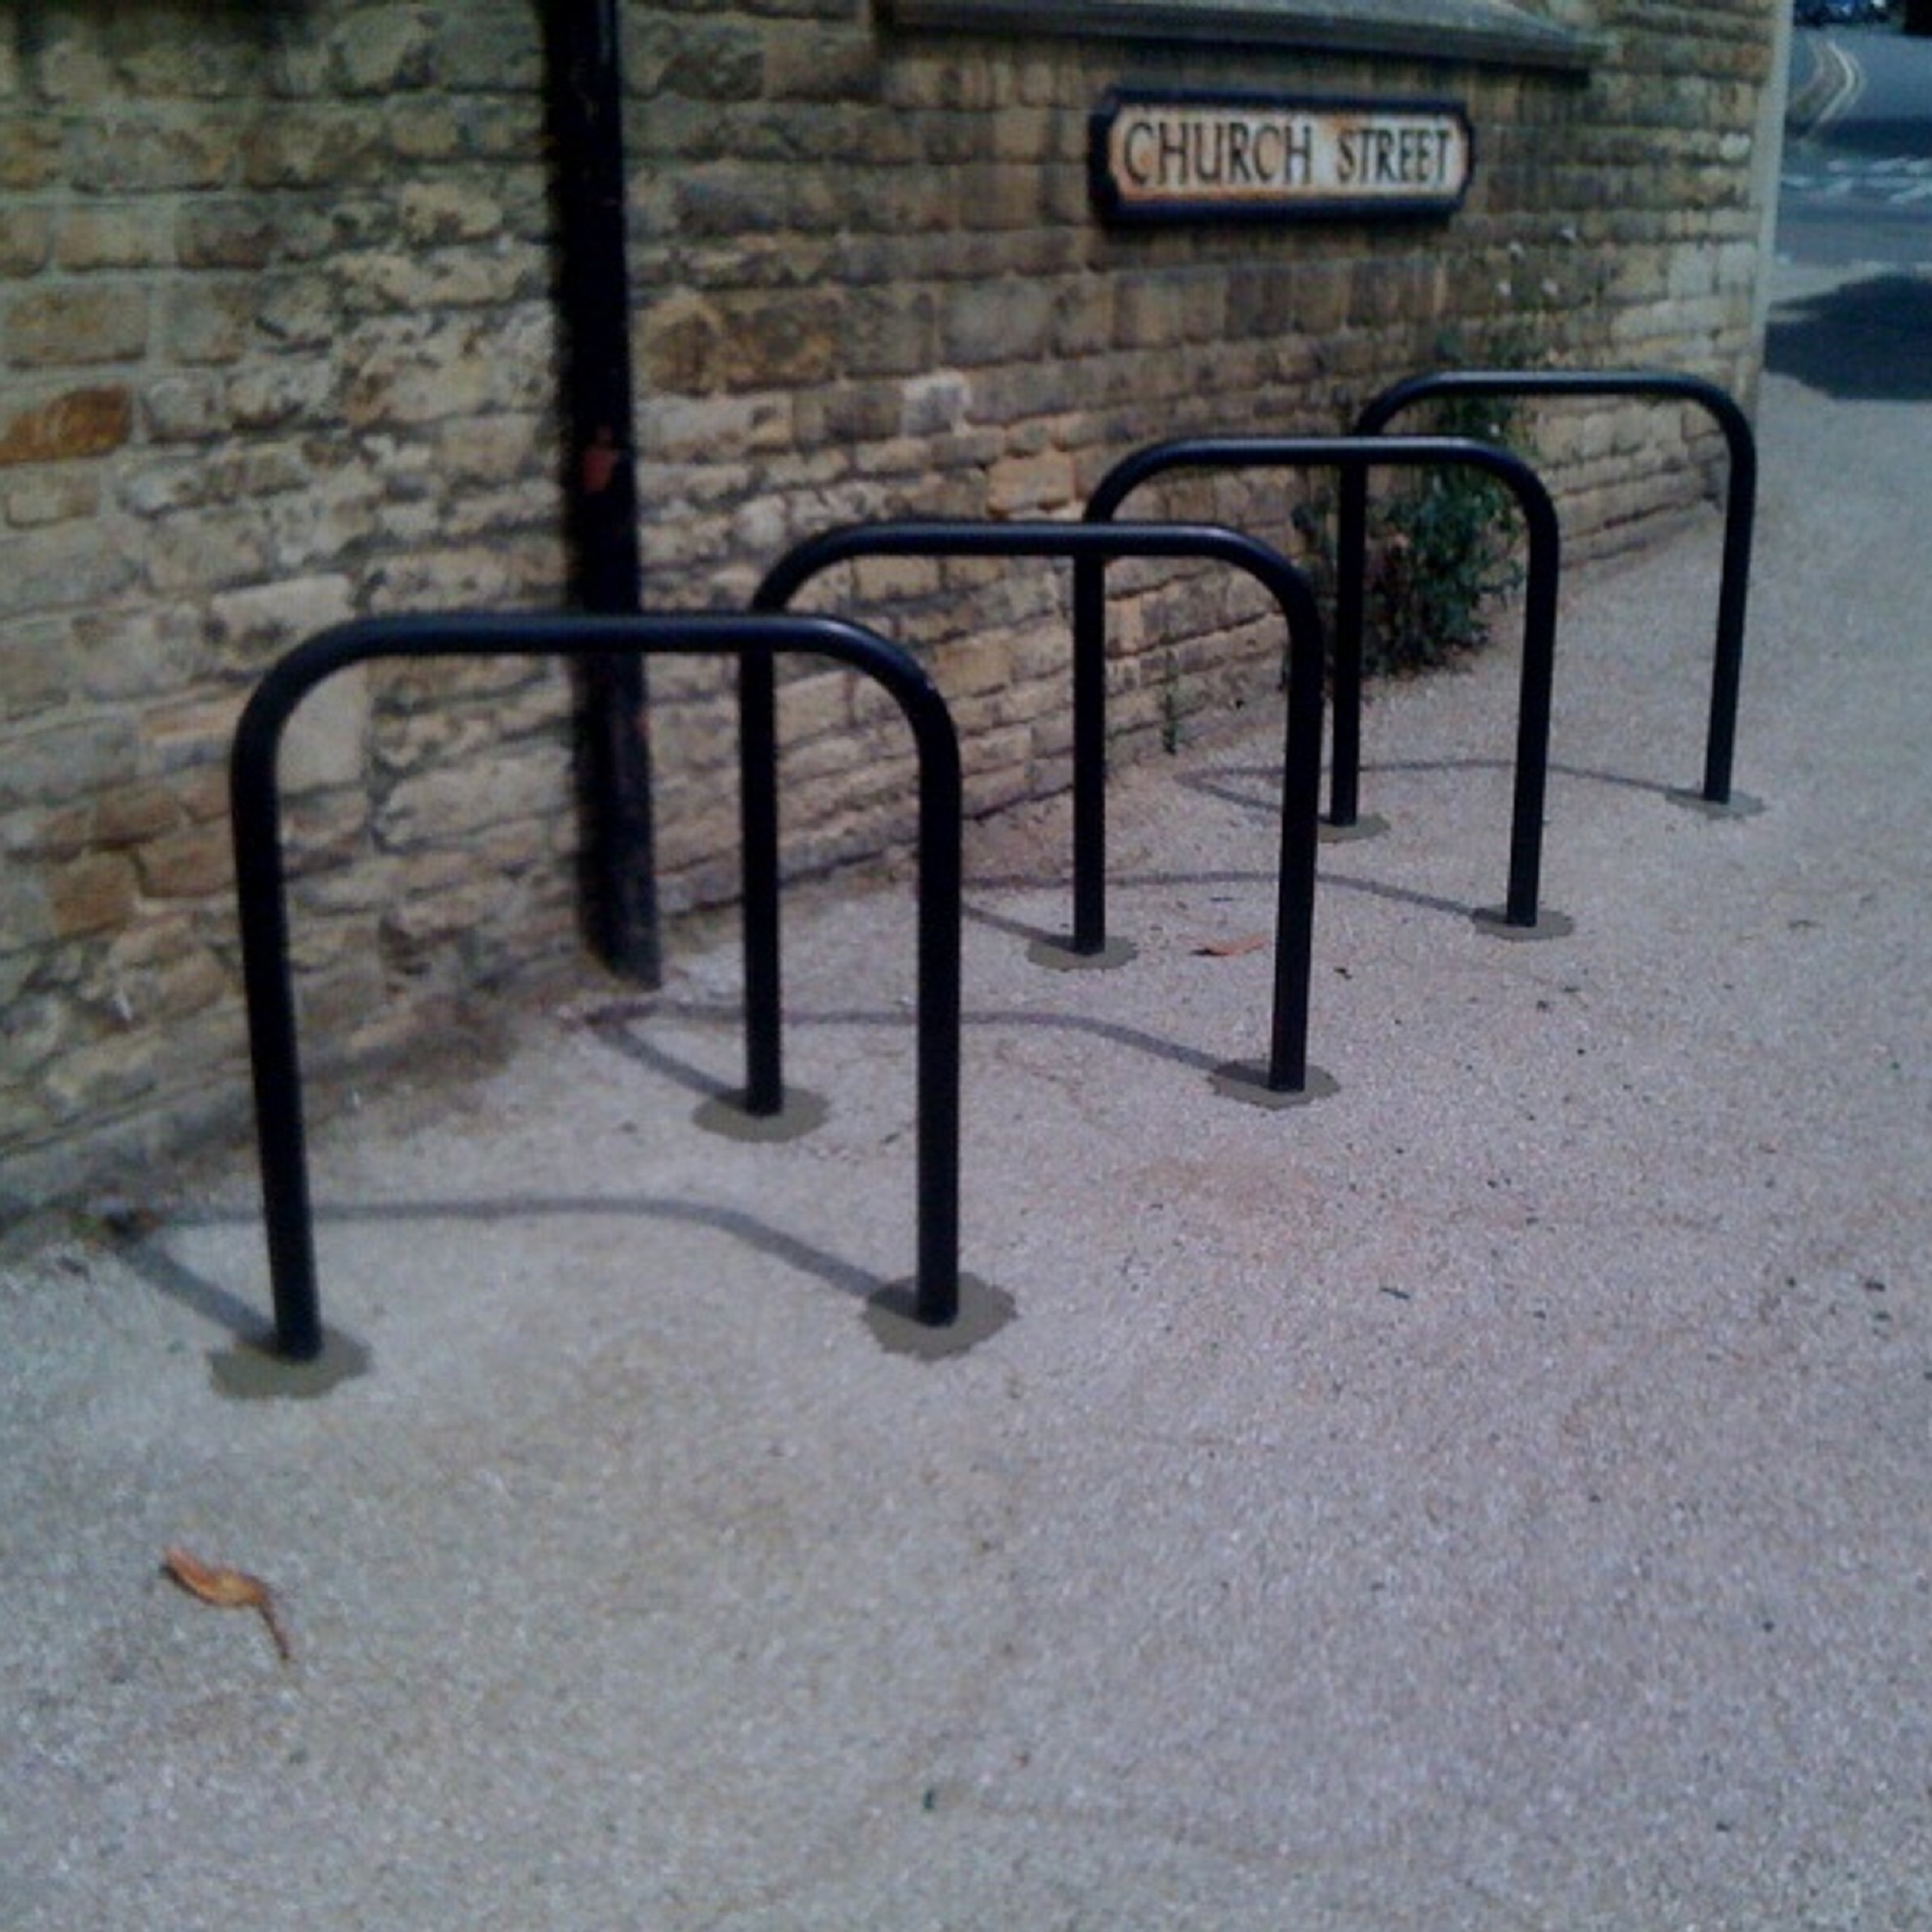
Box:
[594,991,1240,1092]
[231,611,972,1362]
[114,1192,888,1363]
[963,856,1481,939]
[1084,436,1567,943]
[1348,370,1759,818]
[110,1223,284,1349]
[742,520,1333,1116]
[1181,751,1716,820]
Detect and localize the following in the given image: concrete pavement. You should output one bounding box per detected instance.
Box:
[6,259,1932,1926]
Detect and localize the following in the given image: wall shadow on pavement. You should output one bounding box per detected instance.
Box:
[1766,272,1932,402]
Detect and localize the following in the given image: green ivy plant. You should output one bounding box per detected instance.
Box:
[1365,353,1530,677]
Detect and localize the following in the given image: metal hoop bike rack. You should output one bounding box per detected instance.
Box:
[740,518,1330,1112]
[1084,437,1564,942]
[1345,369,1758,821]
[230,611,968,1360]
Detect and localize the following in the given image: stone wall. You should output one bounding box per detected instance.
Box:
[0,0,1781,1214]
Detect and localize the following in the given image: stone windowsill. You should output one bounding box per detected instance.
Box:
[880,0,1605,73]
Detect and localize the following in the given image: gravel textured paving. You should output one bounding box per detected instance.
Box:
[6,264,1931,1927]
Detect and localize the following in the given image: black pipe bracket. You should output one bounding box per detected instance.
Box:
[1086,437,1567,942]
[1352,369,1761,821]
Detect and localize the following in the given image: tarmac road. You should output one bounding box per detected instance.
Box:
[1781,21,1932,264]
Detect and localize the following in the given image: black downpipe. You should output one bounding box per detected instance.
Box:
[542,0,661,983]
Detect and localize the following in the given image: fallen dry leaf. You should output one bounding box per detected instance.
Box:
[1191,933,1268,958]
[161,1547,294,1662]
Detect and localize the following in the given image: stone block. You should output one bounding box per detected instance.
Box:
[179,765,230,825]
[73,604,207,702]
[639,290,728,394]
[280,792,371,883]
[0,521,137,618]
[764,26,881,101]
[0,386,131,466]
[399,181,505,245]
[952,162,1046,232]
[942,277,1054,365]
[138,692,247,776]
[1,993,68,1078]
[426,414,540,498]
[435,13,543,92]
[362,543,520,607]
[986,447,1076,517]
[253,271,341,349]
[942,634,1015,696]
[660,25,767,102]
[1111,276,1188,353]
[780,670,856,745]
[160,281,260,366]
[1,789,71,862]
[88,926,231,1030]
[342,314,498,427]
[1051,288,1116,363]
[0,618,70,721]
[384,103,467,163]
[212,570,357,667]
[900,371,972,437]
[42,1030,160,1125]
[643,391,794,464]
[111,23,261,99]
[49,851,137,938]
[176,203,281,271]
[134,823,233,901]
[0,123,60,192]
[0,209,52,277]
[375,740,568,851]
[70,118,234,194]
[841,288,938,380]
[848,554,944,603]
[4,470,98,529]
[716,291,844,389]
[280,667,373,795]
[226,358,335,431]
[1667,248,1717,300]
[139,505,272,595]
[6,287,150,368]
[963,758,1035,820]
[330,8,435,94]
[240,110,391,190]
[140,373,227,442]
[1349,254,1444,329]
[92,783,186,848]
[798,381,902,445]
[57,207,171,271]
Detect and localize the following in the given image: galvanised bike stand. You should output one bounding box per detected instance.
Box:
[742,519,1333,1114]
[1085,437,1565,942]
[231,611,968,1361]
[1347,369,1760,824]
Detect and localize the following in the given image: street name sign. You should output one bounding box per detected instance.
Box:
[1091,89,1473,225]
